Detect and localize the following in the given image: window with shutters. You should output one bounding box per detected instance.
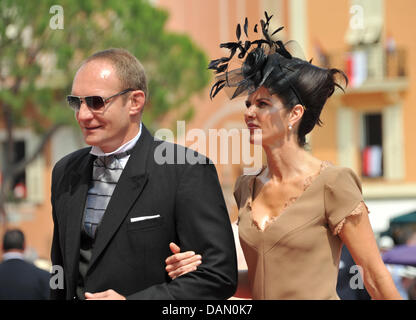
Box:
[0,130,45,204]
[360,113,383,178]
[1,140,27,200]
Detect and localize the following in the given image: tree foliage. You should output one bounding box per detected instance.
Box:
[1,0,210,129]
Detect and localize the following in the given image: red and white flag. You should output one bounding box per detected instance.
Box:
[362,145,382,177]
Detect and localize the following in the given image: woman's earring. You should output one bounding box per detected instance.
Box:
[288,124,293,131]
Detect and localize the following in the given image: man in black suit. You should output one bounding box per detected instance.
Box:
[0,229,50,300]
[50,48,237,300]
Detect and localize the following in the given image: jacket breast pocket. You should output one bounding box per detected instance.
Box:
[125,214,165,262]
[127,214,164,231]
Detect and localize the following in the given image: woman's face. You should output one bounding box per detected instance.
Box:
[244,87,290,146]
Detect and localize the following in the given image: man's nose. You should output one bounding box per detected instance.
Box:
[76,100,94,121]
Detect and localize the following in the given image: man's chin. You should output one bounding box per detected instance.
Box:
[83,135,103,147]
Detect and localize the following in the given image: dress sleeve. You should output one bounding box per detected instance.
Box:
[324,168,369,235]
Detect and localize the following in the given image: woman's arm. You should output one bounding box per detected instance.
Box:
[339,207,402,299]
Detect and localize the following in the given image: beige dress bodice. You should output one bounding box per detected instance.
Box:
[234,163,367,300]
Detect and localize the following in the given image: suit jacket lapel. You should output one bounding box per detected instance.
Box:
[87,126,153,272]
[65,151,95,294]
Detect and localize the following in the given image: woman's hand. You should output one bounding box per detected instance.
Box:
[165,242,202,280]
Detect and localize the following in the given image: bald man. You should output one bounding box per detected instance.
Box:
[50,48,237,300]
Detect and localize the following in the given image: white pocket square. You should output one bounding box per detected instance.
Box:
[130,214,160,223]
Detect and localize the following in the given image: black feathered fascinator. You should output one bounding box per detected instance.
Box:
[209,12,308,106]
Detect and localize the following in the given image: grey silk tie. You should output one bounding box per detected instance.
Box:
[83,150,131,238]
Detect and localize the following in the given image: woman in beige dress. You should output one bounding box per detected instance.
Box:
[165,13,401,300]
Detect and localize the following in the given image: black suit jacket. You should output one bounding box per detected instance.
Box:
[0,258,50,300]
[50,125,238,299]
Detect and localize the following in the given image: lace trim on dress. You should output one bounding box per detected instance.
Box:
[304,160,332,190]
[332,201,369,235]
[251,196,297,232]
[249,160,333,232]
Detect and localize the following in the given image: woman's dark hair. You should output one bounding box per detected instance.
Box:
[269,58,348,146]
[208,12,348,146]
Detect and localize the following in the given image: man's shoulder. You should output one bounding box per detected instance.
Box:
[0,258,30,271]
[0,259,49,280]
[53,147,91,173]
[152,138,212,166]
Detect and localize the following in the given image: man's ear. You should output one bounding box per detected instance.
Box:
[289,104,305,128]
[129,90,146,116]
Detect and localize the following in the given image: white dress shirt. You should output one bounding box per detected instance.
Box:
[90,122,142,168]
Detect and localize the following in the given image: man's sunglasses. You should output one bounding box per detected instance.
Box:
[66,88,134,113]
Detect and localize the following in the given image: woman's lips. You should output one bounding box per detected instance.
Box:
[247,124,260,130]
